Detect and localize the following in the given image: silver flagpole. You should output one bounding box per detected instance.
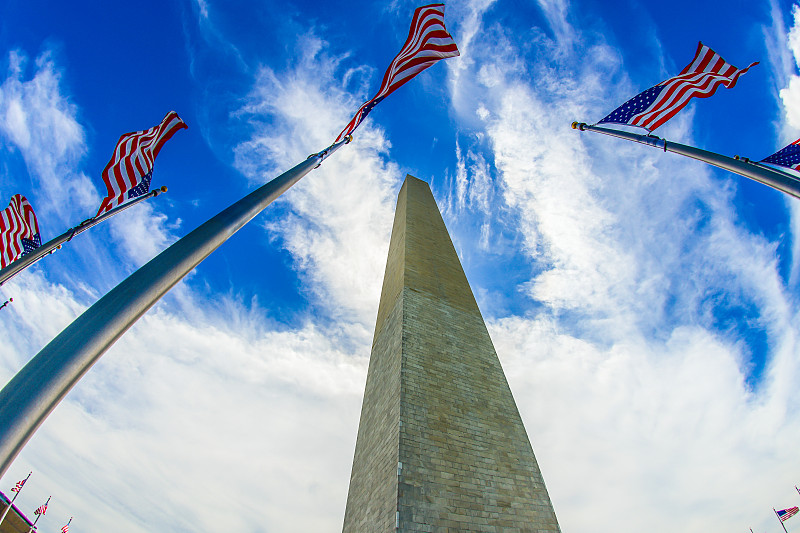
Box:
[0,137,350,479]
[571,122,800,201]
[0,186,169,287]
[0,471,31,529]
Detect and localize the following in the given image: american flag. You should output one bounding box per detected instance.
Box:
[0,195,41,269]
[96,111,187,216]
[760,138,800,171]
[598,42,758,131]
[10,477,26,492]
[334,3,459,142]
[61,518,72,533]
[34,502,47,515]
[778,507,800,522]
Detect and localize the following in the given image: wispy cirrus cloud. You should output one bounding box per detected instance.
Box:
[3,3,799,533]
[446,2,800,533]
[0,270,365,533]
[0,49,182,281]
[0,50,96,222]
[232,31,402,329]
[2,14,404,533]
[764,0,800,289]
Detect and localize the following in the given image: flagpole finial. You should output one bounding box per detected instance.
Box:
[345,134,354,144]
[571,122,587,131]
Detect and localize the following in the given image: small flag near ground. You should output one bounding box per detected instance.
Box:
[0,195,41,269]
[334,3,459,142]
[10,477,26,492]
[97,111,187,216]
[760,139,800,171]
[777,507,799,522]
[597,42,757,131]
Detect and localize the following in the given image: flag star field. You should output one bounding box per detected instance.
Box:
[0,1,799,533]
[762,141,800,169]
[599,85,664,126]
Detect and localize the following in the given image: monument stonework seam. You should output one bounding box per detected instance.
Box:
[342,175,560,533]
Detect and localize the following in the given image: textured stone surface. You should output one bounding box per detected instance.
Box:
[0,497,35,533]
[342,175,560,533]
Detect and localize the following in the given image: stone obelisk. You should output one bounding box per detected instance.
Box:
[342,175,560,532]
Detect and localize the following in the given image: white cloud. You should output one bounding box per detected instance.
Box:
[232,32,401,328]
[1,21,405,533]
[446,3,800,533]
[0,49,178,275]
[0,272,367,532]
[107,199,181,267]
[0,50,97,221]
[780,76,800,130]
[765,0,800,288]
[3,4,800,533]
[492,314,800,533]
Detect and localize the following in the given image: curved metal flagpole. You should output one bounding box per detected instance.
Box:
[0,137,349,479]
[571,122,800,201]
[0,187,169,287]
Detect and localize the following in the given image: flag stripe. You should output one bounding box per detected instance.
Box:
[10,477,27,493]
[334,3,459,142]
[598,42,757,131]
[634,72,735,129]
[97,111,187,216]
[0,195,41,269]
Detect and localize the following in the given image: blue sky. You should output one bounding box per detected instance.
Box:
[1,0,800,532]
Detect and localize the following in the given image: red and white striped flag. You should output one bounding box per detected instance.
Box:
[9,477,27,493]
[777,507,799,522]
[0,195,41,269]
[61,517,72,533]
[335,3,459,142]
[598,42,758,131]
[97,111,187,216]
[34,502,47,515]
